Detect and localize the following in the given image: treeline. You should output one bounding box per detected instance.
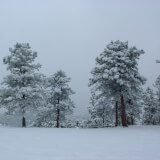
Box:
[88,41,160,127]
[0,43,74,127]
[0,41,160,128]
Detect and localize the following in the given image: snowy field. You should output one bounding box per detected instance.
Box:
[0,126,160,160]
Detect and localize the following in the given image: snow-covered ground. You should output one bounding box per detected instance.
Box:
[0,126,159,160]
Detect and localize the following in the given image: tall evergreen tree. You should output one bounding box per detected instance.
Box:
[0,43,45,127]
[89,40,146,127]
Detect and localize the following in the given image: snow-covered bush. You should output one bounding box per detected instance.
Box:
[33,119,76,128]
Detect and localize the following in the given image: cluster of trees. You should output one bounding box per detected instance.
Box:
[88,41,160,127]
[0,43,75,127]
[0,41,160,128]
[142,77,160,125]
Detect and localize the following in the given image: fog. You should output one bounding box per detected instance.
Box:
[0,0,160,117]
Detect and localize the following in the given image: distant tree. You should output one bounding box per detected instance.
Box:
[152,61,160,124]
[142,87,159,125]
[155,75,160,100]
[125,88,143,125]
[34,71,75,128]
[0,43,45,127]
[88,90,114,127]
[154,75,160,124]
[89,40,146,127]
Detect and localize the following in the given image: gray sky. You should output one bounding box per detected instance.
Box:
[0,0,160,117]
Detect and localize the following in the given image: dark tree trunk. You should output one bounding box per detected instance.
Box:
[22,94,26,127]
[102,115,104,128]
[56,108,60,128]
[131,116,134,125]
[120,95,127,127]
[56,97,60,128]
[102,106,105,128]
[115,101,118,127]
[22,116,26,127]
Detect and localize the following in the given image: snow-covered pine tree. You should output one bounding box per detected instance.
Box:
[35,70,75,128]
[153,61,160,124]
[0,43,45,127]
[88,89,114,127]
[125,89,142,125]
[142,87,158,125]
[155,75,160,101]
[154,75,160,124]
[48,71,75,128]
[89,40,146,127]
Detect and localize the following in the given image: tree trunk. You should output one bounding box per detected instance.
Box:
[22,94,26,127]
[56,108,60,128]
[56,97,60,128]
[102,115,104,128]
[120,95,127,127]
[115,101,118,127]
[102,106,105,128]
[22,116,26,127]
[131,116,134,125]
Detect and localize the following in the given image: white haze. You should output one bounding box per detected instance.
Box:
[0,0,160,117]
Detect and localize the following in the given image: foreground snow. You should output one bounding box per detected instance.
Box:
[0,126,160,160]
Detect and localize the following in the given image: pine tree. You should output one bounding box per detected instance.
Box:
[35,71,75,128]
[88,90,114,127]
[155,75,160,101]
[89,40,146,127]
[142,87,158,125]
[154,75,160,124]
[0,43,45,127]
[153,61,160,124]
[49,71,75,128]
[125,89,143,125]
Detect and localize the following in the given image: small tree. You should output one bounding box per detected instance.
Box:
[155,75,160,101]
[0,43,45,127]
[48,71,75,128]
[88,90,114,127]
[154,75,160,124]
[35,71,75,128]
[142,87,158,125]
[125,88,143,125]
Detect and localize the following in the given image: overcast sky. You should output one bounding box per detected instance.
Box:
[0,0,160,116]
